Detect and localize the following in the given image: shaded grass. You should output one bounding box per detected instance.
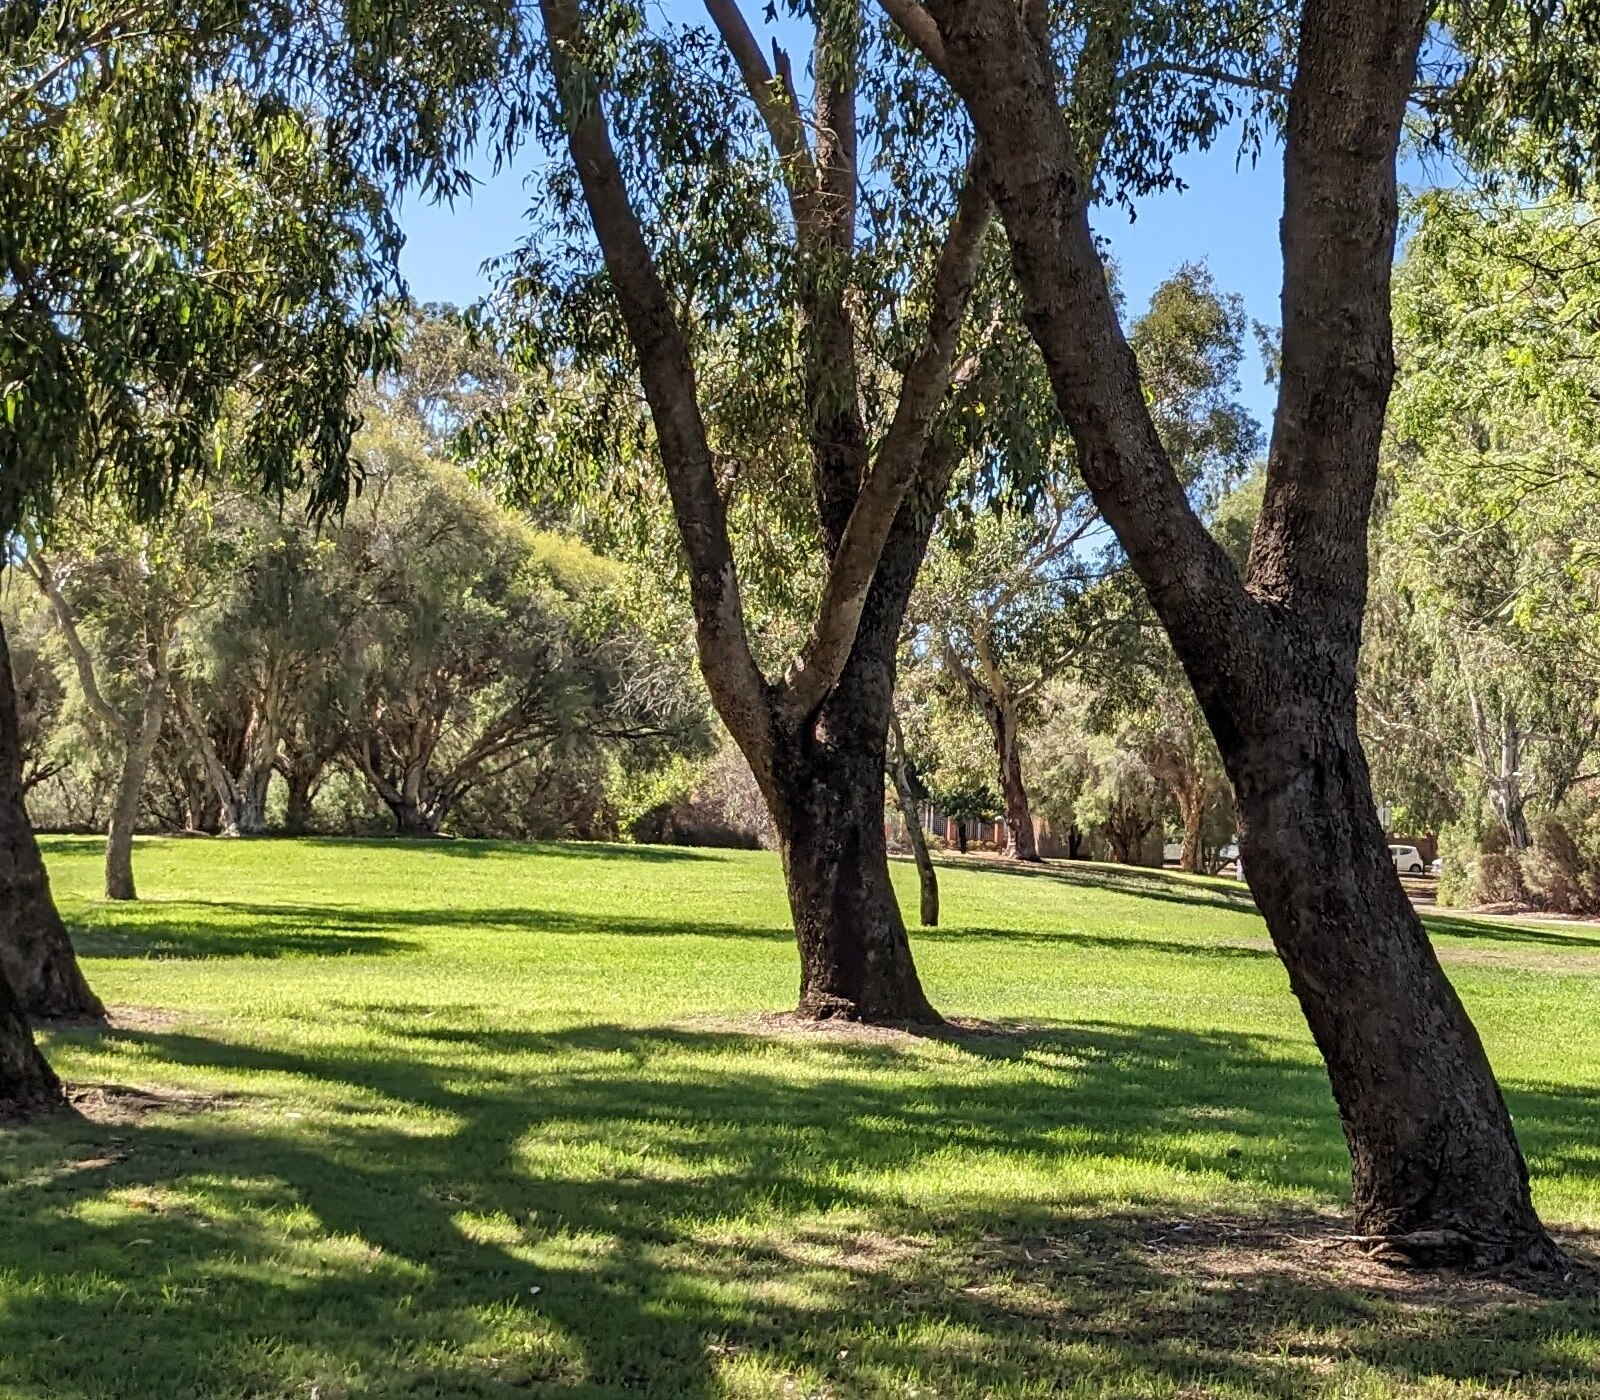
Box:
[0,836,1597,1399]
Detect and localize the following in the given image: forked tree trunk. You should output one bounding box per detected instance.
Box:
[0,965,64,1121]
[105,671,168,901]
[888,713,939,927]
[0,616,102,1021]
[758,513,941,1023]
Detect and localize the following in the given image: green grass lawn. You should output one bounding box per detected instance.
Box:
[3,836,1599,1399]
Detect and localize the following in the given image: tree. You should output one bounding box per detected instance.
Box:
[336,426,705,836]
[1365,189,1600,875]
[887,710,939,925]
[909,265,1254,864]
[519,0,1001,1022]
[0,0,532,1102]
[892,0,1561,1263]
[25,490,229,898]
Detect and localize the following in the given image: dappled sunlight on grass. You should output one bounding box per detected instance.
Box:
[0,836,1597,1397]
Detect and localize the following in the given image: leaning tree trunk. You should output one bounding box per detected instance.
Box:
[105,672,168,901]
[0,964,64,1120]
[0,616,102,1020]
[1226,691,1560,1267]
[918,0,1559,1269]
[755,504,942,1024]
[888,712,939,927]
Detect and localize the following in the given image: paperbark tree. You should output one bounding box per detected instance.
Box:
[895,0,1560,1264]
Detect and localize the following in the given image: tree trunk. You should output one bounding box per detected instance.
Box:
[1175,780,1206,875]
[105,671,168,902]
[387,797,440,838]
[756,503,942,1024]
[0,615,102,1021]
[992,703,1040,862]
[915,0,1558,1267]
[0,964,64,1121]
[888,712,939,927]
[283,769,319,834]
[1231,696,1559,1266]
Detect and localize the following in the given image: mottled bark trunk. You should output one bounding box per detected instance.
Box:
[105,672,168,902]
[888,712,939,927]
[0,964,64,1120]
[0,616,102,1021]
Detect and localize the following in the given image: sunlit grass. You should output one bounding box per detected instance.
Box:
[1,835,1596,1398]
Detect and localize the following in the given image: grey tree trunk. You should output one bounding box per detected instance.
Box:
[0,614,102,1021]
[105,671,168,902]
[888,712,939,927]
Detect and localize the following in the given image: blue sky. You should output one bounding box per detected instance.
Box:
[399,135,1287,428]
[397,4,1291,435]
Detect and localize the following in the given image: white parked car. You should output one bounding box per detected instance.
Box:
[1389,843,1426,875]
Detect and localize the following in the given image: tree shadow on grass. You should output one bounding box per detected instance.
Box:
[4,1016,1597,1398]
[70,904,425,960]
[1421,910,1600,951]
[297,835,728,864]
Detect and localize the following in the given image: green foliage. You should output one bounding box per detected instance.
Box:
[1367,191,1600,850]
[1,0,539,534]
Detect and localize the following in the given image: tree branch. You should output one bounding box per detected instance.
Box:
[778,158,993,723]
[25,553,129,741]
[541,0,772,761]
[702,0,821,237]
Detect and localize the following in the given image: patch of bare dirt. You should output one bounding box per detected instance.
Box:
[67,1083,237,1125]
[979,1213,1600,1305]
[685,1011,1027,1045]
[104,1004,190,1032]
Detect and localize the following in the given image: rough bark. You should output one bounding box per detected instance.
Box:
[911,0,1559,1265]
[0,963,65,1121]
[888,710,939,926]
[104,666,168,902]
[762,506,941,1021]
[0,614,102,1021]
